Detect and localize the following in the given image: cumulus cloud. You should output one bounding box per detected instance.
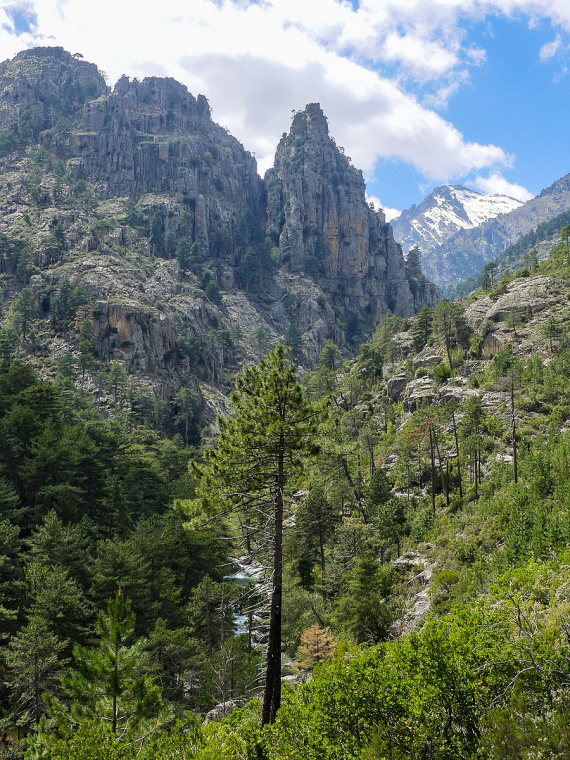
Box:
[0,0,568,186]
[474,171,534,202]
[381,33,459,79]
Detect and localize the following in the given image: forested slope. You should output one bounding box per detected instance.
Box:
[2,231,570,759]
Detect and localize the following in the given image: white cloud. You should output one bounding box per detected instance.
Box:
[381,33,459,79]
[540,35,561,60]
[424,70,470,109]
[474,171,534,202]
[0,0,568,186]
[366,195,401,222]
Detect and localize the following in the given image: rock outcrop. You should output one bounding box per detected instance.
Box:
[465,276,559,331]
[265,104,439,322]
[0,47,107,143]
[40,69,264,279]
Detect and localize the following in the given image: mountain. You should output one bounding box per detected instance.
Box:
[4,49,570,760]
[452,206,570,296]
[0,47,438,430]
[417,174,570,290]
[265,104,438,324]
[391,184,524,257]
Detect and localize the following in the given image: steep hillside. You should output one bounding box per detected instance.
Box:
[451,207,570,297]
[422,172,570,290]
[391,184,523,256]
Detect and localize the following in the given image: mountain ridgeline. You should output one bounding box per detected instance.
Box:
[391,184,523,259]
[0,47,437,429]
[402,175,570,291]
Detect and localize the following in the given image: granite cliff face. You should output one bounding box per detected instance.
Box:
[266,104,438,322]
[40,71,265,279]
[0,48,438,430]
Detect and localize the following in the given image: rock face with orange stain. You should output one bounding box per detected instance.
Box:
[266,104,439,325]
[92,302,177,372]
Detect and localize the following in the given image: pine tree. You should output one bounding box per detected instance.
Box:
[107,362,129,406]
[60,591,163,737]
[461,396,485,498]
[27,510,92,590]
[185,576,237,653]
[560,225,570,264]
[0,476,22,523]
[23,561,90,645]
[170,387,200,446]
[8,287,35,342]
[0,518,22,626]
[433,300,466,369]
[540,316,561,354]
[296,624,336,670]
[5,615,67,729]
[332,552,392,644]
[295,487,339,595]
[283,323,303,362]
[92,538,157,635]
[411,305,433,353]
[194,345,323,725]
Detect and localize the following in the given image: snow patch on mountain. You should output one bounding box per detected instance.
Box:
[391,185,524,254]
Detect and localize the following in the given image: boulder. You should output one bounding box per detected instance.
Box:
[412,345,442,370]
[403,376,436,411]
[481,331,506,358]
[438,385,480,405]
[386,373,408,402]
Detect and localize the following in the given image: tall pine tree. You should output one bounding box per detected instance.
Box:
[193,345,323,725]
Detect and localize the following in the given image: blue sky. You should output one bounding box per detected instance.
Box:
[375,14,570,211]
[0,1,569,217]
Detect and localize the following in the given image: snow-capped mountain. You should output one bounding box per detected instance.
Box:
[391,185,524,255]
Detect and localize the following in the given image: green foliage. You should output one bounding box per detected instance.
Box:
[432,300,468,368]
[410,304,433,352]
[283,323,302,361]
[5,616,67,730]
[237,239,277,292]
[56,592,165,737]
[332,552,393,644]
[356,341,383,382]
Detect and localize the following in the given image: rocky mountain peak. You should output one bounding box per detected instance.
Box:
[391,184,526,288]
[111,75,211,131]
[266,102,439,321]
[290,102,329,138]
[403,174,570,291]
[0,46,108,143]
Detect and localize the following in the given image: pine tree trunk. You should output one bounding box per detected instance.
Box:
[432,425,449,507]
[429,427,436,518]
[451,411,463,498]
[319,525,327,601]
[261,435,285,726]
[511,379,518,484]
